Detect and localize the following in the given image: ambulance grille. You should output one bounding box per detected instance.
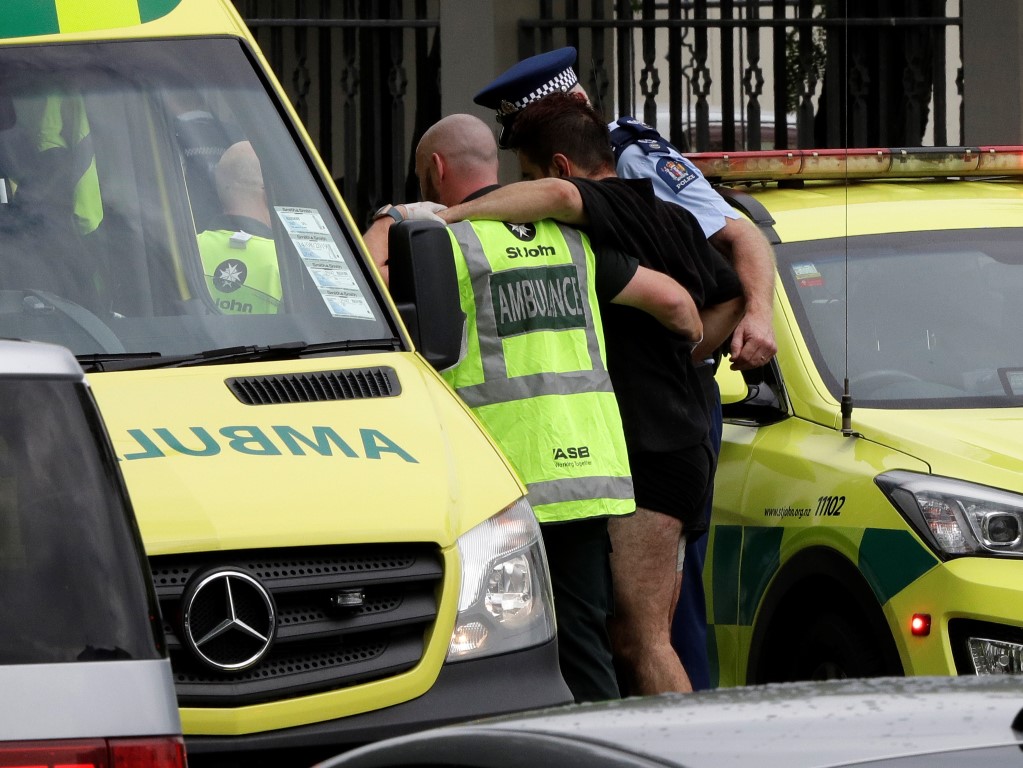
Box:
[226,367,400,405]
[148,543,442,707]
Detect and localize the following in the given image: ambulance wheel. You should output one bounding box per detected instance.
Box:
[793,609,891,681]
[748,553,905,685]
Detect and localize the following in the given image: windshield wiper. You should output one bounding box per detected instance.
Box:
[78,338,402,372]
[171,338,403,368]
[77,351,164,373]
[177,341,310,367]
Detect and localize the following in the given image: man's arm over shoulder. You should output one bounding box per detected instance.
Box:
[441,179,588,226]
[693,295,745,362]
[611,265,702,342]
[709,216,778,369]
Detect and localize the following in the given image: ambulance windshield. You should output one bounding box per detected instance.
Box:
[781,229,1023,408]
[0,38,395,365]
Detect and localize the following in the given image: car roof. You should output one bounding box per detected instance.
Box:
[0,339,83,379]
[322,676,1023,768]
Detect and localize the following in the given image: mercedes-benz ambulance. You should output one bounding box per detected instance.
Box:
[0,1,569,764]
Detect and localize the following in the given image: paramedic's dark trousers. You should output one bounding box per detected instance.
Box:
[541,517,620,702]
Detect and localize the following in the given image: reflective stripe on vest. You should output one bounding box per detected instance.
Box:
[197,229,282,315]
[444,219,633,524]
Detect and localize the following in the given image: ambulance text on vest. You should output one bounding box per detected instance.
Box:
[491,265,588,336]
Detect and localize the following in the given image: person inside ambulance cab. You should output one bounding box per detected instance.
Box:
[197,140,282,314]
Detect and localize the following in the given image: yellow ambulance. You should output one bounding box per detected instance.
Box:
[692,148,1023,687]
[0,1,569,764]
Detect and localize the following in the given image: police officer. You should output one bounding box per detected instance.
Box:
[366,113,703,702]
[473,48,774,372]
[473,48,777,691]
[197,140,282,315]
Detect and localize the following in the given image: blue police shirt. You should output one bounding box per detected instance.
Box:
[609,118,738,240]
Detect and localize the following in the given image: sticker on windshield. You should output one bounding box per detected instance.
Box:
[277,206,331,236]
[792,262,824,288]
[275,206,375,320]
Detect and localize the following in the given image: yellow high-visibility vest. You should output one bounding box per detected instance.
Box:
[36,94,102,234]
[443,218,634,524]
[197,229,282,315]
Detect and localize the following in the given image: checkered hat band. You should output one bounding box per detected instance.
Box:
[496,67,579,116]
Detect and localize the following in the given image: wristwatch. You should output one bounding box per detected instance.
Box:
[373,204,404,224]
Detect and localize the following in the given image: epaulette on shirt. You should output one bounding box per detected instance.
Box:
[609,116,684,163]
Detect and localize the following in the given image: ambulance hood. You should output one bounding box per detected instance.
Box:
[852,407,1023,496]
[88,353,523,556]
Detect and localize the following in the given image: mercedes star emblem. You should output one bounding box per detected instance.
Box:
[181,567,277,672]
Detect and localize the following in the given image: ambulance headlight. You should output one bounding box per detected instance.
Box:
[967,637,1023,674]
[877,471,1023,557]
[447,497,556,661]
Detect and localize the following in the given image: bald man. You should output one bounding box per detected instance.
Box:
[364,114,705,703]
[214,140,271,228]
[197,140,282,314]
[362,113,496,281]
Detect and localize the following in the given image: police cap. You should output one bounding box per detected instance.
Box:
[474,47,579,147]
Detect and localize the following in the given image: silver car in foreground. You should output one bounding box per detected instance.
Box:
[0,340,185,766]
[318,675,1023,768]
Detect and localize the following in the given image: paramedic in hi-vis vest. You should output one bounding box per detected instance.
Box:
[197,140,282,314]
[364,114,702,702]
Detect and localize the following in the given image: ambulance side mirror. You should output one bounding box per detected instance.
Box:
[718,361,788,426]
[716,363,750,405]
[387,220,465,371]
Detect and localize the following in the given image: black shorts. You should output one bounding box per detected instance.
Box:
[630,444,713,533]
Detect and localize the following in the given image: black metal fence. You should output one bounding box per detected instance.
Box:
[234,1,962,226]
[236,0,440,226]
[521,0,961,154]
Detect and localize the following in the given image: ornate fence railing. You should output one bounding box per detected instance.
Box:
[520,1,961,154]
[234,1,961,226]
[236,0,440,227]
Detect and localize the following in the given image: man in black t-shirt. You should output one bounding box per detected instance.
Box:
[441,94,745,696]
[366,112,703,704]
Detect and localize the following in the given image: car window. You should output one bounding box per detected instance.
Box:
[0,37,394,362]
[0,378,161,664]
[778,228,1023,408]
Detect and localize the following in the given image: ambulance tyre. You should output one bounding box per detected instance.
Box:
[761,604,902,683]
[748,551,904,684]
[796,610,887,680]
